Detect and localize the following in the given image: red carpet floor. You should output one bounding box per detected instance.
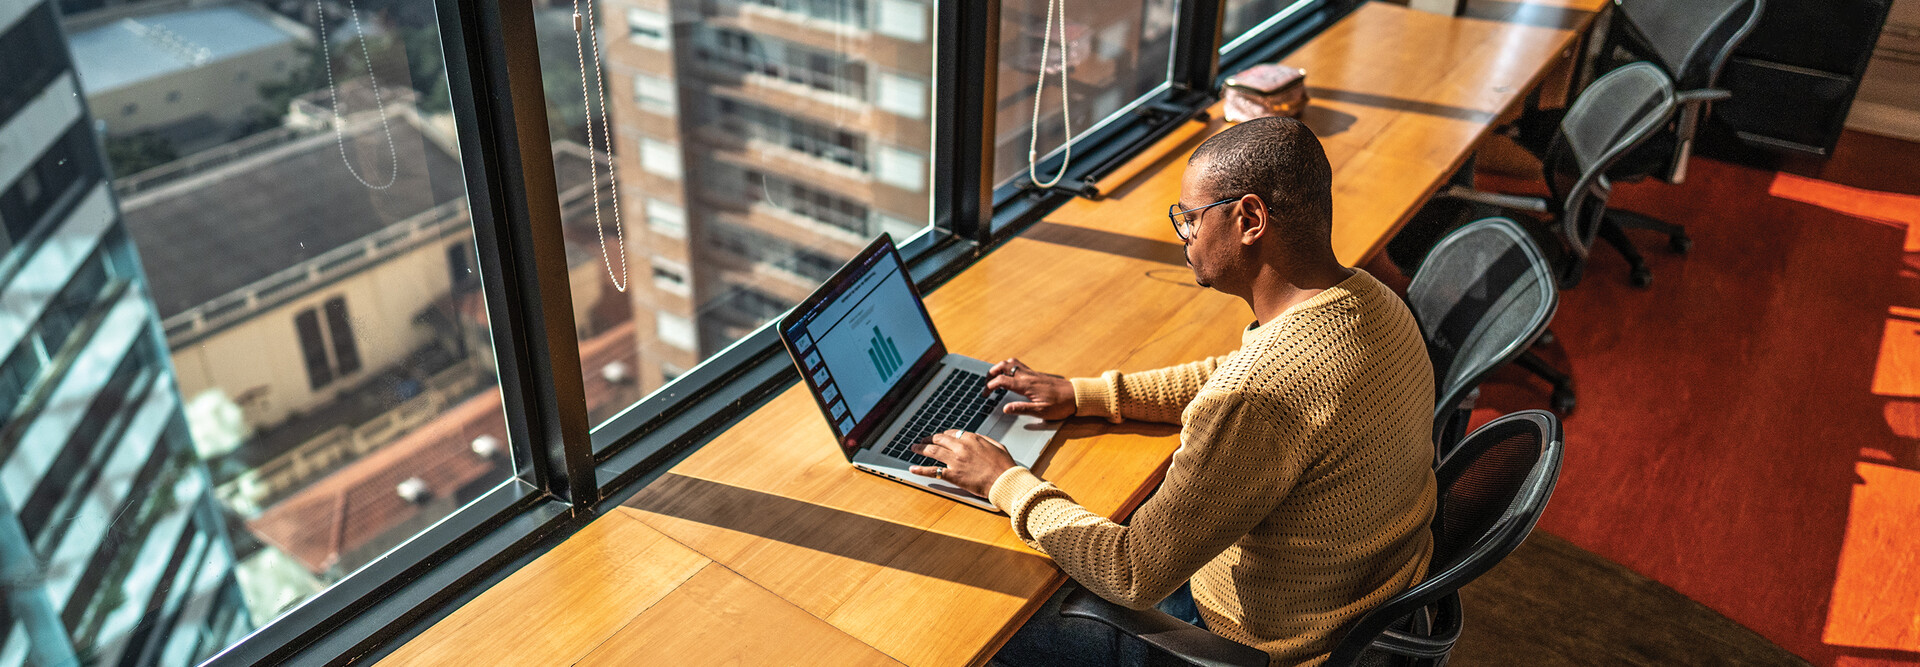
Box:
[1432,131,1920,666]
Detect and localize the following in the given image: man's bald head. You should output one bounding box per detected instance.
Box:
[1187,117,1334,254]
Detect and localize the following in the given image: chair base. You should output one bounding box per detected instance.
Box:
[1514,349,1576,415]
[1600,209,1691,288]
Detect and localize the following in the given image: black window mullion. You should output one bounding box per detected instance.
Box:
[934,0,998,244]
[454,0,598,508]
[1172,0,1227,94]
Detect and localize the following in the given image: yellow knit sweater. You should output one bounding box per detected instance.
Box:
[988,269,1437,667]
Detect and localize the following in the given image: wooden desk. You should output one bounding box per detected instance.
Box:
[386,2,1607,665]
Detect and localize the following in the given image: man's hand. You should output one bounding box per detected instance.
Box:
[985,358,1075,421]
[909,430,1017,498]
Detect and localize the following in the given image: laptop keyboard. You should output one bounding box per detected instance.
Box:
[879,370,1008,468]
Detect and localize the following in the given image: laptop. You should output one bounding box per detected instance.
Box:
[778,234,1060,511]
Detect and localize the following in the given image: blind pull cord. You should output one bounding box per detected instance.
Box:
[573,0,631,292]
[1028,0,1073,189]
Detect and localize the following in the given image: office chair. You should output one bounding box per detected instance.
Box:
[1439,63,1677,290]
[1058,410,1566,667]
[1407,218,1562,456]
[1508,0,1765,286]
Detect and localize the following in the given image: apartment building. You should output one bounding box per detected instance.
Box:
[587,0,933,390]
[0,0,250,663]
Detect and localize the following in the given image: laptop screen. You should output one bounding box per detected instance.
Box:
[781,237,941,450]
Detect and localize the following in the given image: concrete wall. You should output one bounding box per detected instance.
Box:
[86,40,304,140]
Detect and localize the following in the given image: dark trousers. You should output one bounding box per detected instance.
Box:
[990,581,1208,667]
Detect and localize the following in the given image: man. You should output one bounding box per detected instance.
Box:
[909,117,1437,667]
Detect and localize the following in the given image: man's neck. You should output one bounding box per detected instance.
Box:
[1245,257,1355,326]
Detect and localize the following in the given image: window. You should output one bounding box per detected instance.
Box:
[715,96,869,171]
[875,145,926,191]
[721,286,793,322]
[707,220,843,282]
[875,71,927,119]
[0,0,1317,658]
[0,5,70,121]
[1,124,94,242]
[641,138,682,178]
[632,73,676,114]
[646,198,687,237]
[323,297,362,376]
[293,298,361,389]
[656,311,697,350]
[711,160,872,234]
[0,1,513,661]
[695,27,870,100]
[447,241,476,288]
[536,0,935,443]
[994,0,1177,184]
[874,0,927,42]
[626,8,671,50]
[294,309,334,390]
[744,0,868,26]
[651,257,690,295]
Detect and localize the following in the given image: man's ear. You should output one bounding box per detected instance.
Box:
[1237,193,1270,247]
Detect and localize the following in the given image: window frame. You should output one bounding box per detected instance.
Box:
[197,0,1353,663]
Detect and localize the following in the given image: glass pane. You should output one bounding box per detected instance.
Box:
[994,0,1176,186]
[1222,0,1316,51]
[0,0,509,662]
[535,0,939,434]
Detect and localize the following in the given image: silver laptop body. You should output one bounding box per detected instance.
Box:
[778,235,1059,511]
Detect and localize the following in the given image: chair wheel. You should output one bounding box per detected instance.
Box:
[1669,235,1692,254]
[1551,388,1577,415]
[1630,266,1653,288]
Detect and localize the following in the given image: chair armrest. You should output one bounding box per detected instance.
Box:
[1436,186,1551,213]
[1363,593,1462,660]
[1677,88,1732,105]
[1059,587,1269,667]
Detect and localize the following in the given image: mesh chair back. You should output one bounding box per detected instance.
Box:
[1616,0,1765,90]
[1323,410,1564,667]
[1543,63,1675,271]
[1407,218,1559,458]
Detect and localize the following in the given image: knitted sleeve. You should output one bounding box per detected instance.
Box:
[1069,355,1228,424]
[988,390,1308,609]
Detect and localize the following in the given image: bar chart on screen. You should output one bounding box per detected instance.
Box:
[868,326,903,378]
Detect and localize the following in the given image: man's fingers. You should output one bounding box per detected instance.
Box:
[988,359,1015,376]
[910,441,951,461]
[908,465,943,478]
[984,375,1005,394]
[1003,401,1046,415]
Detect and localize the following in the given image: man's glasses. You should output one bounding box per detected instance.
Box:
[1167,198,1239,241]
